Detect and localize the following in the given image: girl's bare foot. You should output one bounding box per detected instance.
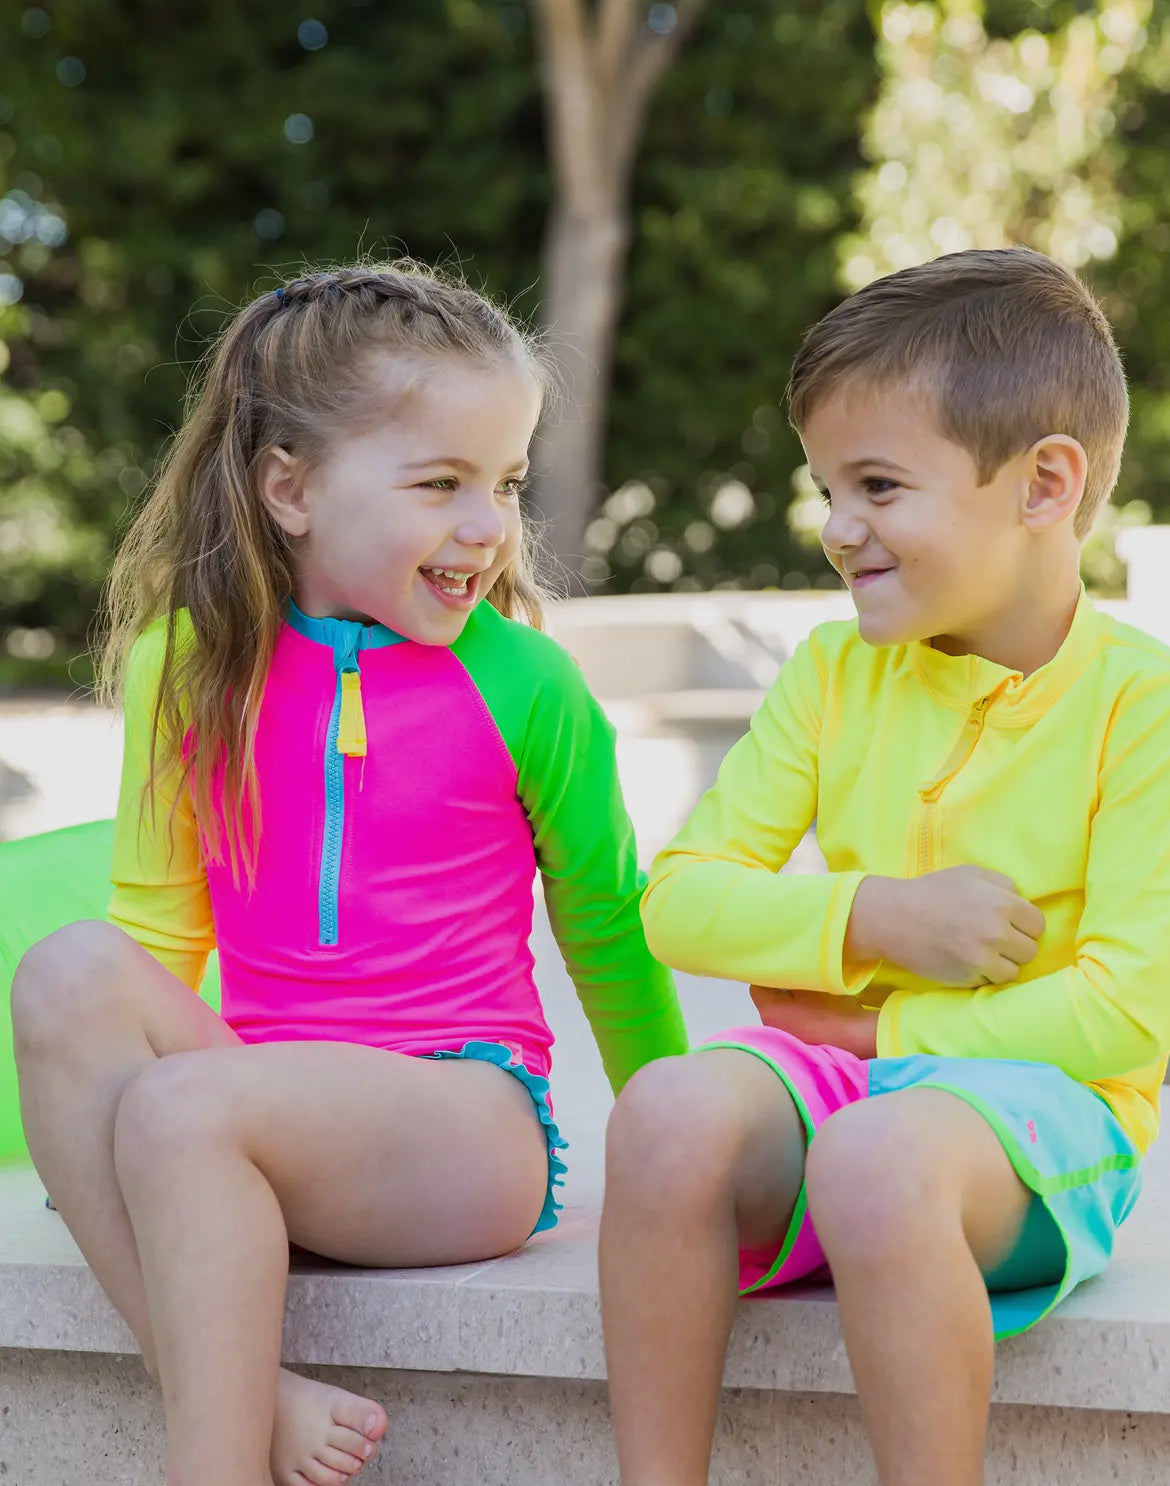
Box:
[271,1368,387,1486]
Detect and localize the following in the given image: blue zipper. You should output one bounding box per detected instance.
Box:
[283,600,406,950]
[318,626,362,948]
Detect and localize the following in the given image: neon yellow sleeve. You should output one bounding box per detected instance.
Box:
[107,619,215,991]
[642,635,874,995]
[879,677,1170,1079]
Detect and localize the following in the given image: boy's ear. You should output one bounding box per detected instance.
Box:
[1021,435,1088,532]
[256,447,310,537]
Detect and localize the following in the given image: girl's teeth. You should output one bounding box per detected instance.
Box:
[425,567,471,595]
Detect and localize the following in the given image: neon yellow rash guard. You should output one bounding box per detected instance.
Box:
[643,588,1170,1153]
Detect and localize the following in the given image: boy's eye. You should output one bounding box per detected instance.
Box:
[861,477,899,496]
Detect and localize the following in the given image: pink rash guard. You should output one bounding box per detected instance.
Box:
[109,600,687,1091]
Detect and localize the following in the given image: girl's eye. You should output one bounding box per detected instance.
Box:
[499,477,528,499]
[816,488,832,508]
[421,477,457,491]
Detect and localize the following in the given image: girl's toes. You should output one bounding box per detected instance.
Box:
[317,1444,367,1476]
[326,1424,375,1462]
[332,1395,387,1445]
[299,1461,351,1486]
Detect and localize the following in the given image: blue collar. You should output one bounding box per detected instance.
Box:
[284,599,405,671]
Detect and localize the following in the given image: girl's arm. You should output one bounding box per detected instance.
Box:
[455,609,687,1093]
[107,620,215,991]
[515,649,688,1093]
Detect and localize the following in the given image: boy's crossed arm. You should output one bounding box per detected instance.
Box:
[750,866,1045,1057]
[647,638,1170,1084]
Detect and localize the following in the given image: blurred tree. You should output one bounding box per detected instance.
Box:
[0,0,880,655]
[594,0,880,594]
[528,0,707,580]
[0,0,549,675]
[2,0,1168,667]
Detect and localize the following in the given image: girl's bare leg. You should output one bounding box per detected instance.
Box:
[13,922,546,1486]
[111,1037,546,1486]
[805,1090,1046,1486]
[600,1050,807,1486]
[12,922,388,1485]
[13,923,240,1369]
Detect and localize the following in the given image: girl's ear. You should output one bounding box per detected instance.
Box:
[1022,435,1088,532]
[257,447,310,536]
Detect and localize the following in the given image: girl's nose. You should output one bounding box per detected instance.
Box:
[456,491,508,549]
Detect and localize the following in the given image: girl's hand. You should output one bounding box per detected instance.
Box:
[749,985,879,1059]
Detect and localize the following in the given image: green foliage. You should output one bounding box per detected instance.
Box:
[591,0,880,593]
[0,0,547,668]
[1,0,1169,657]
[831,0,1170,591]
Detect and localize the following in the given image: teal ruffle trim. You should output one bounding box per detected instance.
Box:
[426,1040,569,1234]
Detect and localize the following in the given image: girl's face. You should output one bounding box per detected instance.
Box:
[261,355,541,645]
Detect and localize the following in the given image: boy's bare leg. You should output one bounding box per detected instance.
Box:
[806,1089,1044,1486]
[600,1050,807,1486]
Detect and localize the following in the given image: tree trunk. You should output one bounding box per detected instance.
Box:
[537,190,629,585]
[530,0,707,586]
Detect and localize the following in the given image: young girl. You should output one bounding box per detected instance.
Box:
[11,262,687,1486]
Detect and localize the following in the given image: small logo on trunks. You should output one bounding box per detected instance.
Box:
[1027,1119,1038,1145]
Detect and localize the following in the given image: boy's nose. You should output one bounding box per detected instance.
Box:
[821,507,867,556]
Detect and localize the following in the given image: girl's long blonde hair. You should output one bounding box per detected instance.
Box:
[97,261,555,877]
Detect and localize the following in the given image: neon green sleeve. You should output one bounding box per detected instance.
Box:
[456,609,688,1092]
[879,677,1170,1079]
[107,617,215,991]
[642,634,875,995]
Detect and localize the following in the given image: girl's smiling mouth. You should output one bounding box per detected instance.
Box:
[420,566,483,606]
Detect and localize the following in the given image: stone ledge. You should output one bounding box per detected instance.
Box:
[3,1141,1169,1415]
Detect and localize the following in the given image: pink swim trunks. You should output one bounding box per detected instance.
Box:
[698,1026,869,1295]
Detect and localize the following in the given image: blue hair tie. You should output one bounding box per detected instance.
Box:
[274,287,285,304]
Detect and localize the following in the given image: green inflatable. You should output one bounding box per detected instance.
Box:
[0,819,220,1164]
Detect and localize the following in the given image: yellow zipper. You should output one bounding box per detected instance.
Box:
[337,669,367,757]
[914,693,994,875]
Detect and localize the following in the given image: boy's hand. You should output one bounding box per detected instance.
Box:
[848,868,1046,988]
[750,985,879,1059]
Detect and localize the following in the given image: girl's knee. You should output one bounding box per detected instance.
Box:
[606,1053,762,1206]
[113,1053,232,1180]
[11,920,134,1056]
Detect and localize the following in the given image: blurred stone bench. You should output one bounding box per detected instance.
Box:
[3,1141,1169,1485]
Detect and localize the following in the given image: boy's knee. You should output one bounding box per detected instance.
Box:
[606,1052,758,1206]
[11,921,132,1056]
[806,1099,943,1259]
[114,1053,229,1179]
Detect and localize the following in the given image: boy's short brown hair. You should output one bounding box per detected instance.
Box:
[787,247,1129,538]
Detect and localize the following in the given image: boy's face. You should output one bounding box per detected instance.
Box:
[800,383,1030,652]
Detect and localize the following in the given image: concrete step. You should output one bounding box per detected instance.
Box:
[3,1139,1169,1486]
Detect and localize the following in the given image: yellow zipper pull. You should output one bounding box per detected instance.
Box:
[337,669,367,757]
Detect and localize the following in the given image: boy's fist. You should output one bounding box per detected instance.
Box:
[848,867,1046,988]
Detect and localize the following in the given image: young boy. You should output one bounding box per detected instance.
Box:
[599,246,1170,1486]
